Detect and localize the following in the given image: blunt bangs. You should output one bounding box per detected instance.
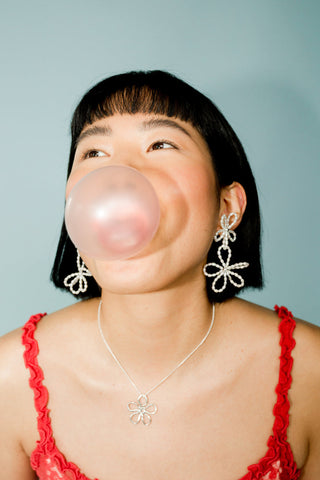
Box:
[68,71,218,177]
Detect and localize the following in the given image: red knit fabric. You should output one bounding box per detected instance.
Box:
[22,306,301,480]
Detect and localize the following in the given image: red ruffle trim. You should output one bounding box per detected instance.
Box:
[22,313,98,480]
[22,306,301,480]
[239,306,301,480]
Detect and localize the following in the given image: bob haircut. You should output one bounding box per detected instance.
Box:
[51,70,263,302]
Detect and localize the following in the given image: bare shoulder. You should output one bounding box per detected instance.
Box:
[0,324,30,401]
[227,297,320,344]
[232,297,320,394]
[0,300,98,479]
[230,298,320,474]
[291,313,320,475]
[0,325,38,478]
[0,298,99,381]
[0,301,82,378]
[0,300,93,412]
[0,314,45,435]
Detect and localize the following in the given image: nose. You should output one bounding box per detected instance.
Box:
[108,152,144,172]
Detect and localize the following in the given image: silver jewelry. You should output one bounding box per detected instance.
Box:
[63,249,92,294]
[203,213,249,293]
[97,300,215,426]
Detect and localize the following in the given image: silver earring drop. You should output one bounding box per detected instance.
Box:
[203,213,249,293]
[64,249,92,295]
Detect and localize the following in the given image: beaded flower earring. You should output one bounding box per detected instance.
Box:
[63,249,92,295]
[203,213,249,293]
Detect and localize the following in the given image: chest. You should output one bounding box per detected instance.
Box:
[23,366,307,480]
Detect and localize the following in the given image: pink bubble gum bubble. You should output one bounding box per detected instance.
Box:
[65,166,160,260]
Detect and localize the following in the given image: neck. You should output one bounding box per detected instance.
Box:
[98,281,215,389]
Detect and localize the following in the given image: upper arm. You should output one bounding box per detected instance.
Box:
[0,330,37,479]
[296,320,320,478]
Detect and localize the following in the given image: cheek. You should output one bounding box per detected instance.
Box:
[183,167,220,252]
[164,164,219,254]
[65,167,92,199]
[179,165,218,216]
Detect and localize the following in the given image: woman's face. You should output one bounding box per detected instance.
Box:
[67,113,221,294]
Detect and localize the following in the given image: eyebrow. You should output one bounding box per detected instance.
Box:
[140,118,192,138]
[76,125,112,145]
[76,118,192,145]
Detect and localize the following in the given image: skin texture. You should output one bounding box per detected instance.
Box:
[0,114,319,479]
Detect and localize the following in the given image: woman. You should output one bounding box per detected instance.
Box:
[0,71,319,479]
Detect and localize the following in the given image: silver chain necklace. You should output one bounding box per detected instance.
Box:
[97,300,215,426]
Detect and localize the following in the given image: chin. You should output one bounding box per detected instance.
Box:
[94,253,164,294]
[99,276,163,296]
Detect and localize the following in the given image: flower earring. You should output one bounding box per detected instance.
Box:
[64,249,92,295]
[203,213,249,293]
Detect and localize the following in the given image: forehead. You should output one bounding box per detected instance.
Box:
[77,113,206,147]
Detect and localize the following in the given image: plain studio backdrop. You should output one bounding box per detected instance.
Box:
[0,0,319,334]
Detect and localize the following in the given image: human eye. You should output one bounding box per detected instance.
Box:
[82,149,107,159]
[149,140,177,151]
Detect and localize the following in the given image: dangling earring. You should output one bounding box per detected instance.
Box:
[64,249,92,295]
[203,213,249,293]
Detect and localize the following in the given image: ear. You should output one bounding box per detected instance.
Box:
[218,182,247,229]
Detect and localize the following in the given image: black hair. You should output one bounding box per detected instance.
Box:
[51,70,263,302]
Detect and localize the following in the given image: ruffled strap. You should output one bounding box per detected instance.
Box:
[21,314,56,460]
[272,306,296,442]
[242,306,301,480]
[266,305,300,479]
[22,314,99,479]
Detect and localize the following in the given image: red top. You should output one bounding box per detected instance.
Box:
[22,305,301,480]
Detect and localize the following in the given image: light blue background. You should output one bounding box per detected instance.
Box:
[1,0,319,334]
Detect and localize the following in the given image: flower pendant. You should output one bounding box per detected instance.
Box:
[127,394,158,426]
